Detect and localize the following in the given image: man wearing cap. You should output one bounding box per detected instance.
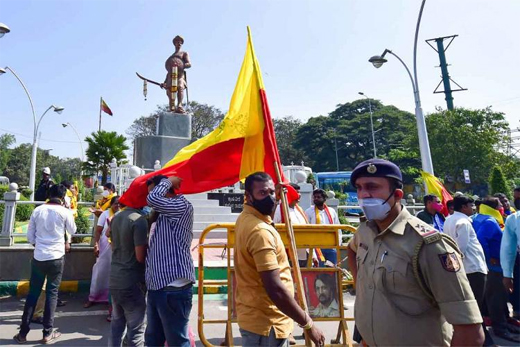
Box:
[162,35,191,113]
[35,167,54,201]
[346,158,484,346]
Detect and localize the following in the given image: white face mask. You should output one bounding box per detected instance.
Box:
[359,192,395,221]
[102,190,109,197]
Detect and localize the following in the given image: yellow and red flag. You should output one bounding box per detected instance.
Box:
[120,27,285,208]
[101,98,113,116]
[421,171,453,216]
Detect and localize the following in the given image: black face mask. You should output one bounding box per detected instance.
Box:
[514,198,520,211]
[252,194,277,216]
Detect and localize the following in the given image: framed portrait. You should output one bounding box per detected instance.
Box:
[302,271,341,319]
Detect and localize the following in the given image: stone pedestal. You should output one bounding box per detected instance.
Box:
[134,111,192,170]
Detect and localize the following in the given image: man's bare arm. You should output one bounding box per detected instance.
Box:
[347,246,357,285]
[451,323,484,347]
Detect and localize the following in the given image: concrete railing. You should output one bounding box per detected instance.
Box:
[0,189,95,246]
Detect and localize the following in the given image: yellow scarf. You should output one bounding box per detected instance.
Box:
[480,204,504,229]
[96,192,116,211]
[315,205,333,224]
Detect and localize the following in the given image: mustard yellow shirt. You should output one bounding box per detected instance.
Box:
[234,205,294,338]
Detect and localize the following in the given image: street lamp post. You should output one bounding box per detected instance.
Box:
[62,123,85,179]
[358,92,377,158]
[0,66,64,199]
[367,0,434,175]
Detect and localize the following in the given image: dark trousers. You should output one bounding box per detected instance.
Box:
[19,257,64,337]
[145,285,193,347]
[467,272,494,346]
[110,283,146,347]
[511,253,520,314]
[486,271,509,334]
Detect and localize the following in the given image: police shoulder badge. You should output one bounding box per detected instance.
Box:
[367,163,377,174]
[438,252,461,272]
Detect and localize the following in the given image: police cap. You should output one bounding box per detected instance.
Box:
[350,158,402,186]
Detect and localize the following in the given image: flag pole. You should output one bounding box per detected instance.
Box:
[274,162,311,346]
[99,97,102,132]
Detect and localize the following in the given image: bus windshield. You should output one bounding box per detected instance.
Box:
[315,171,358,205]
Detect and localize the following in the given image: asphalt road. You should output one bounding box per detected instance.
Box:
[0,292,516,346]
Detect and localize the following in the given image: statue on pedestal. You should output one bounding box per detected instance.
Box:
[136,35,191,114]
[161,35,191,113]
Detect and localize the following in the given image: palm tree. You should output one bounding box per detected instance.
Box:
[83,131,129,184]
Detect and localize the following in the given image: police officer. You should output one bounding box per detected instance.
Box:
[346,159,484,346]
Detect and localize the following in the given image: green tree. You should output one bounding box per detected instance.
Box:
[489,166,510,198]
[0,134,16,174]
[84,131,129,184]
[294,99,416,173]
[273,116,309,165]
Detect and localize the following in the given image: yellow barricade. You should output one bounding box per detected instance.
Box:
[197,223,356,347]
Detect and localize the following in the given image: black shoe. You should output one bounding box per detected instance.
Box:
[31,316,44,325]
[56,299,66,307]
[494,331,520,343]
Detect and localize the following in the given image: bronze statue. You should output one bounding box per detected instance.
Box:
[161,35,191,113]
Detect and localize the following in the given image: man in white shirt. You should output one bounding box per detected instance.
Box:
[305,189,340,266]
[443,195,493,346]
[14,184,76,344]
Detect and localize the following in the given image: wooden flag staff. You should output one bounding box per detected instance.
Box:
[274,162,311,346]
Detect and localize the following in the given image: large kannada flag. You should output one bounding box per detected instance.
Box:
[120,27,284,208]
[421,171,453,216]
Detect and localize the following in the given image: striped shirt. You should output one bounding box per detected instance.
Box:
[145,179,195,290]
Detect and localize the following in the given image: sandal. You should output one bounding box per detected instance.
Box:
[13,333,27,344]
[42,330,61,344]
[106,313,112,322]
[83,301,94,308]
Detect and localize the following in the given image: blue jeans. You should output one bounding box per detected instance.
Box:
[19,257,64,337]
[110,283,146,347]
[239,328,289,347]
[145,285,193,347]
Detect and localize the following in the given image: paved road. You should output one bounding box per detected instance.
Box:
[0,292,515,346]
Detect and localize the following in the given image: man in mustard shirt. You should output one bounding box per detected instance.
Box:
[234,172,325,346]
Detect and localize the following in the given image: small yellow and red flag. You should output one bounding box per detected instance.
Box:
[101,98,113,116]
[421,171,453,216]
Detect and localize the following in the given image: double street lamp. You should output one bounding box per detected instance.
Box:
[367,0,434,175]
[0,66,64,200]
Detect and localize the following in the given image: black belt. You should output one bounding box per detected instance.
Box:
[163,284,192,292]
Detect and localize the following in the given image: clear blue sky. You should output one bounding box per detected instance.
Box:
[1,0,519,161]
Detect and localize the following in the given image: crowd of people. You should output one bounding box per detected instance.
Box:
[11,163,520,346]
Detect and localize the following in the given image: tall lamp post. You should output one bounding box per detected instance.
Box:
[367,0,434,175]
[358,92,377,158]
[0,66,64,199]
[62,123,85,178]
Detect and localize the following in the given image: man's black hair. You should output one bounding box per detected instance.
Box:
[110,196,119,206]
[49,184,67,199]
[454,196,474,212]
[313,189,327,199]
[146,175,168,187]
[244,172,272,194]
[475,199,482,207]
[314,273,337,296]
[494,193,507,199]
[60,180,73,189]
[388,178,403,191]
[446,200,454,210]
[289,183,301,191]
[423,194,437,205]
[514,187,520,193]
[104,183,116,192]
[482,197,500,209]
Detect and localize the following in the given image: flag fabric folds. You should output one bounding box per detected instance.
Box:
[120,27,284,208]
[101,98,113,116]
[421,171,453,216]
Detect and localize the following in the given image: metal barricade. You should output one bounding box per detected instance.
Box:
[197,223,355,347]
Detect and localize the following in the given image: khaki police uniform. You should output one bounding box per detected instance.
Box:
[349,207,482,346]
